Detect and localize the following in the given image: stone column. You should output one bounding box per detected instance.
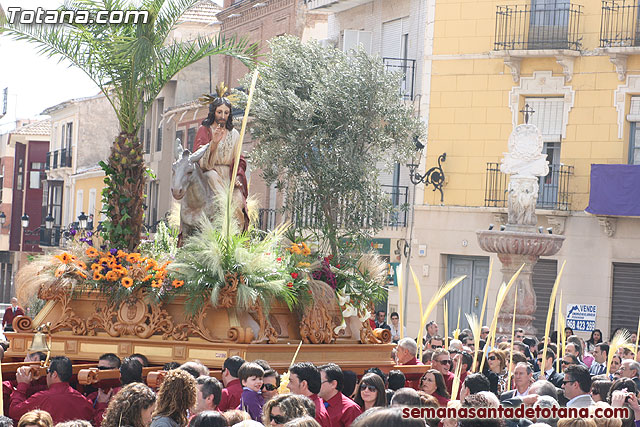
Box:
[496,253,539,336]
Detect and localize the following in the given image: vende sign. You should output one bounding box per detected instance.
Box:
[566,304,597,332]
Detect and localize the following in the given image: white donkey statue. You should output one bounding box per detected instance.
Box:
[171,139,216,238]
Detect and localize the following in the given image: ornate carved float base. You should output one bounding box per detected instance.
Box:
[5,331,395,371]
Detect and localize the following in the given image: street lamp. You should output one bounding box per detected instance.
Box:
[21,214,29,228]
[0,211,5,227]
[407,151,447,204]
[78,212,88,230]
[44,213,54,230]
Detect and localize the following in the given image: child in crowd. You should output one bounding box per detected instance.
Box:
[237,362,265,421]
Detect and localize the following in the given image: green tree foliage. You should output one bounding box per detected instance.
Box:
[243,36,425,255]
[1,0,257,250]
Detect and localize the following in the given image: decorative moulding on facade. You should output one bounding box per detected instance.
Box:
[614,74,640,138]
[492,50,579,83]
[547,215,566,235]
[493,212,508,226]
[597,216,616,237]
[509,71,575,138]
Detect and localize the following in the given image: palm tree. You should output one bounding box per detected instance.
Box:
[0,0,258,250]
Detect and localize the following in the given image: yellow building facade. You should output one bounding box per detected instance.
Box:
[406,0,640,340]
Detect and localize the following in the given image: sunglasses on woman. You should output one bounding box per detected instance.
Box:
[262,384,277,391]
[488,356,497,361]
[270,414,287,424]
[360,384,377,393]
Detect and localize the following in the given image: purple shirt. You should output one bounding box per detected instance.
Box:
[238,387,264,421]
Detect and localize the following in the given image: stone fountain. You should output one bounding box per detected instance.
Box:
[476,123,565,335]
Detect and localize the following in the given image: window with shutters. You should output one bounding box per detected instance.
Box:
[145,128,151,153]
[627,97,640,165]
[156,98,164,152]
[382,17,415,101]
[524,97,564,208]
[611,263,640,334]
[342,29,372,55]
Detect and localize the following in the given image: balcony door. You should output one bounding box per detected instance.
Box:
[528,0,570,49]
[382,17,413,100]
[628,97,640,165]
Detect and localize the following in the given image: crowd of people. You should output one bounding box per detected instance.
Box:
[1,311,640,427]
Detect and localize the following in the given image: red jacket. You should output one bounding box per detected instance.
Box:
[3,306,24,328]
[10,382,94,424]
[218,379,243,412]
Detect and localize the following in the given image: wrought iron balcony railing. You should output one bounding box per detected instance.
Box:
[484,162,574,210]
[289,184,409,230]
[494,3,583,51]
[600,0,640,47]
[383,58,416,101]
[45,149,72,170]
[258,208,278,232]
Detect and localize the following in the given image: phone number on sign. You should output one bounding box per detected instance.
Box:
[566,319,595,331]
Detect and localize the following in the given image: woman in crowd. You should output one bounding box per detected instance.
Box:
[419,369,450,407]
[151,370,196,427]
[586,329,603,352]
[262,394,316,426]
[485,349,509,395]
[354,373,386,412]
[102,383,157,427]
[17,410,53,427]
[591,379,613,403]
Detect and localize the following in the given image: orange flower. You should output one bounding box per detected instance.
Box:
[99,257,111,266]
[93,271,104,280]
[54,253,72,264]
[172,279,184,288]
[75,261,87,270]
[76,271,87,279]
[142,275,152,282]
[90,263,103,272]
[121,277,134,288]
[146,259,158,271]
[151,280,161,288]
[105,271,119,281]
[126,253,141,263]
[155,271,166,280]
[86,248,99,257]
[116,250,127,259]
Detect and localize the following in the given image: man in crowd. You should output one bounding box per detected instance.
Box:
[88,353,122,426]
[10,356,95,423]
[426,336,444,350]
[562,365,594,408]
[562,354,580,372]
[535,349,564,388]
[423,321,439,346]
[480,326,490,342]
[375,311,390,331]
[565,343,587,368]
[618,359,640,389]
[431,348,454,395]
[500,362,533,400]
[3,298,24,332]
[319,363,361,427]
[460,372,490,401]
[590,343,609,376]
[288,362,332,427]
[194,376,222,414]
[389,312,400,343]
[218,355,245,412]
[514,328,525,342]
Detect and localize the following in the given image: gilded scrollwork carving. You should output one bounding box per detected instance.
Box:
[218,272,240,308]
[170,301,219,342]
[248,299,278,344]
[38,283,87,335]
[299,280,338,344]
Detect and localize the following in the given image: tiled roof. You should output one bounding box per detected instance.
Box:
[12,119,51,136]
[179,0,221,24]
